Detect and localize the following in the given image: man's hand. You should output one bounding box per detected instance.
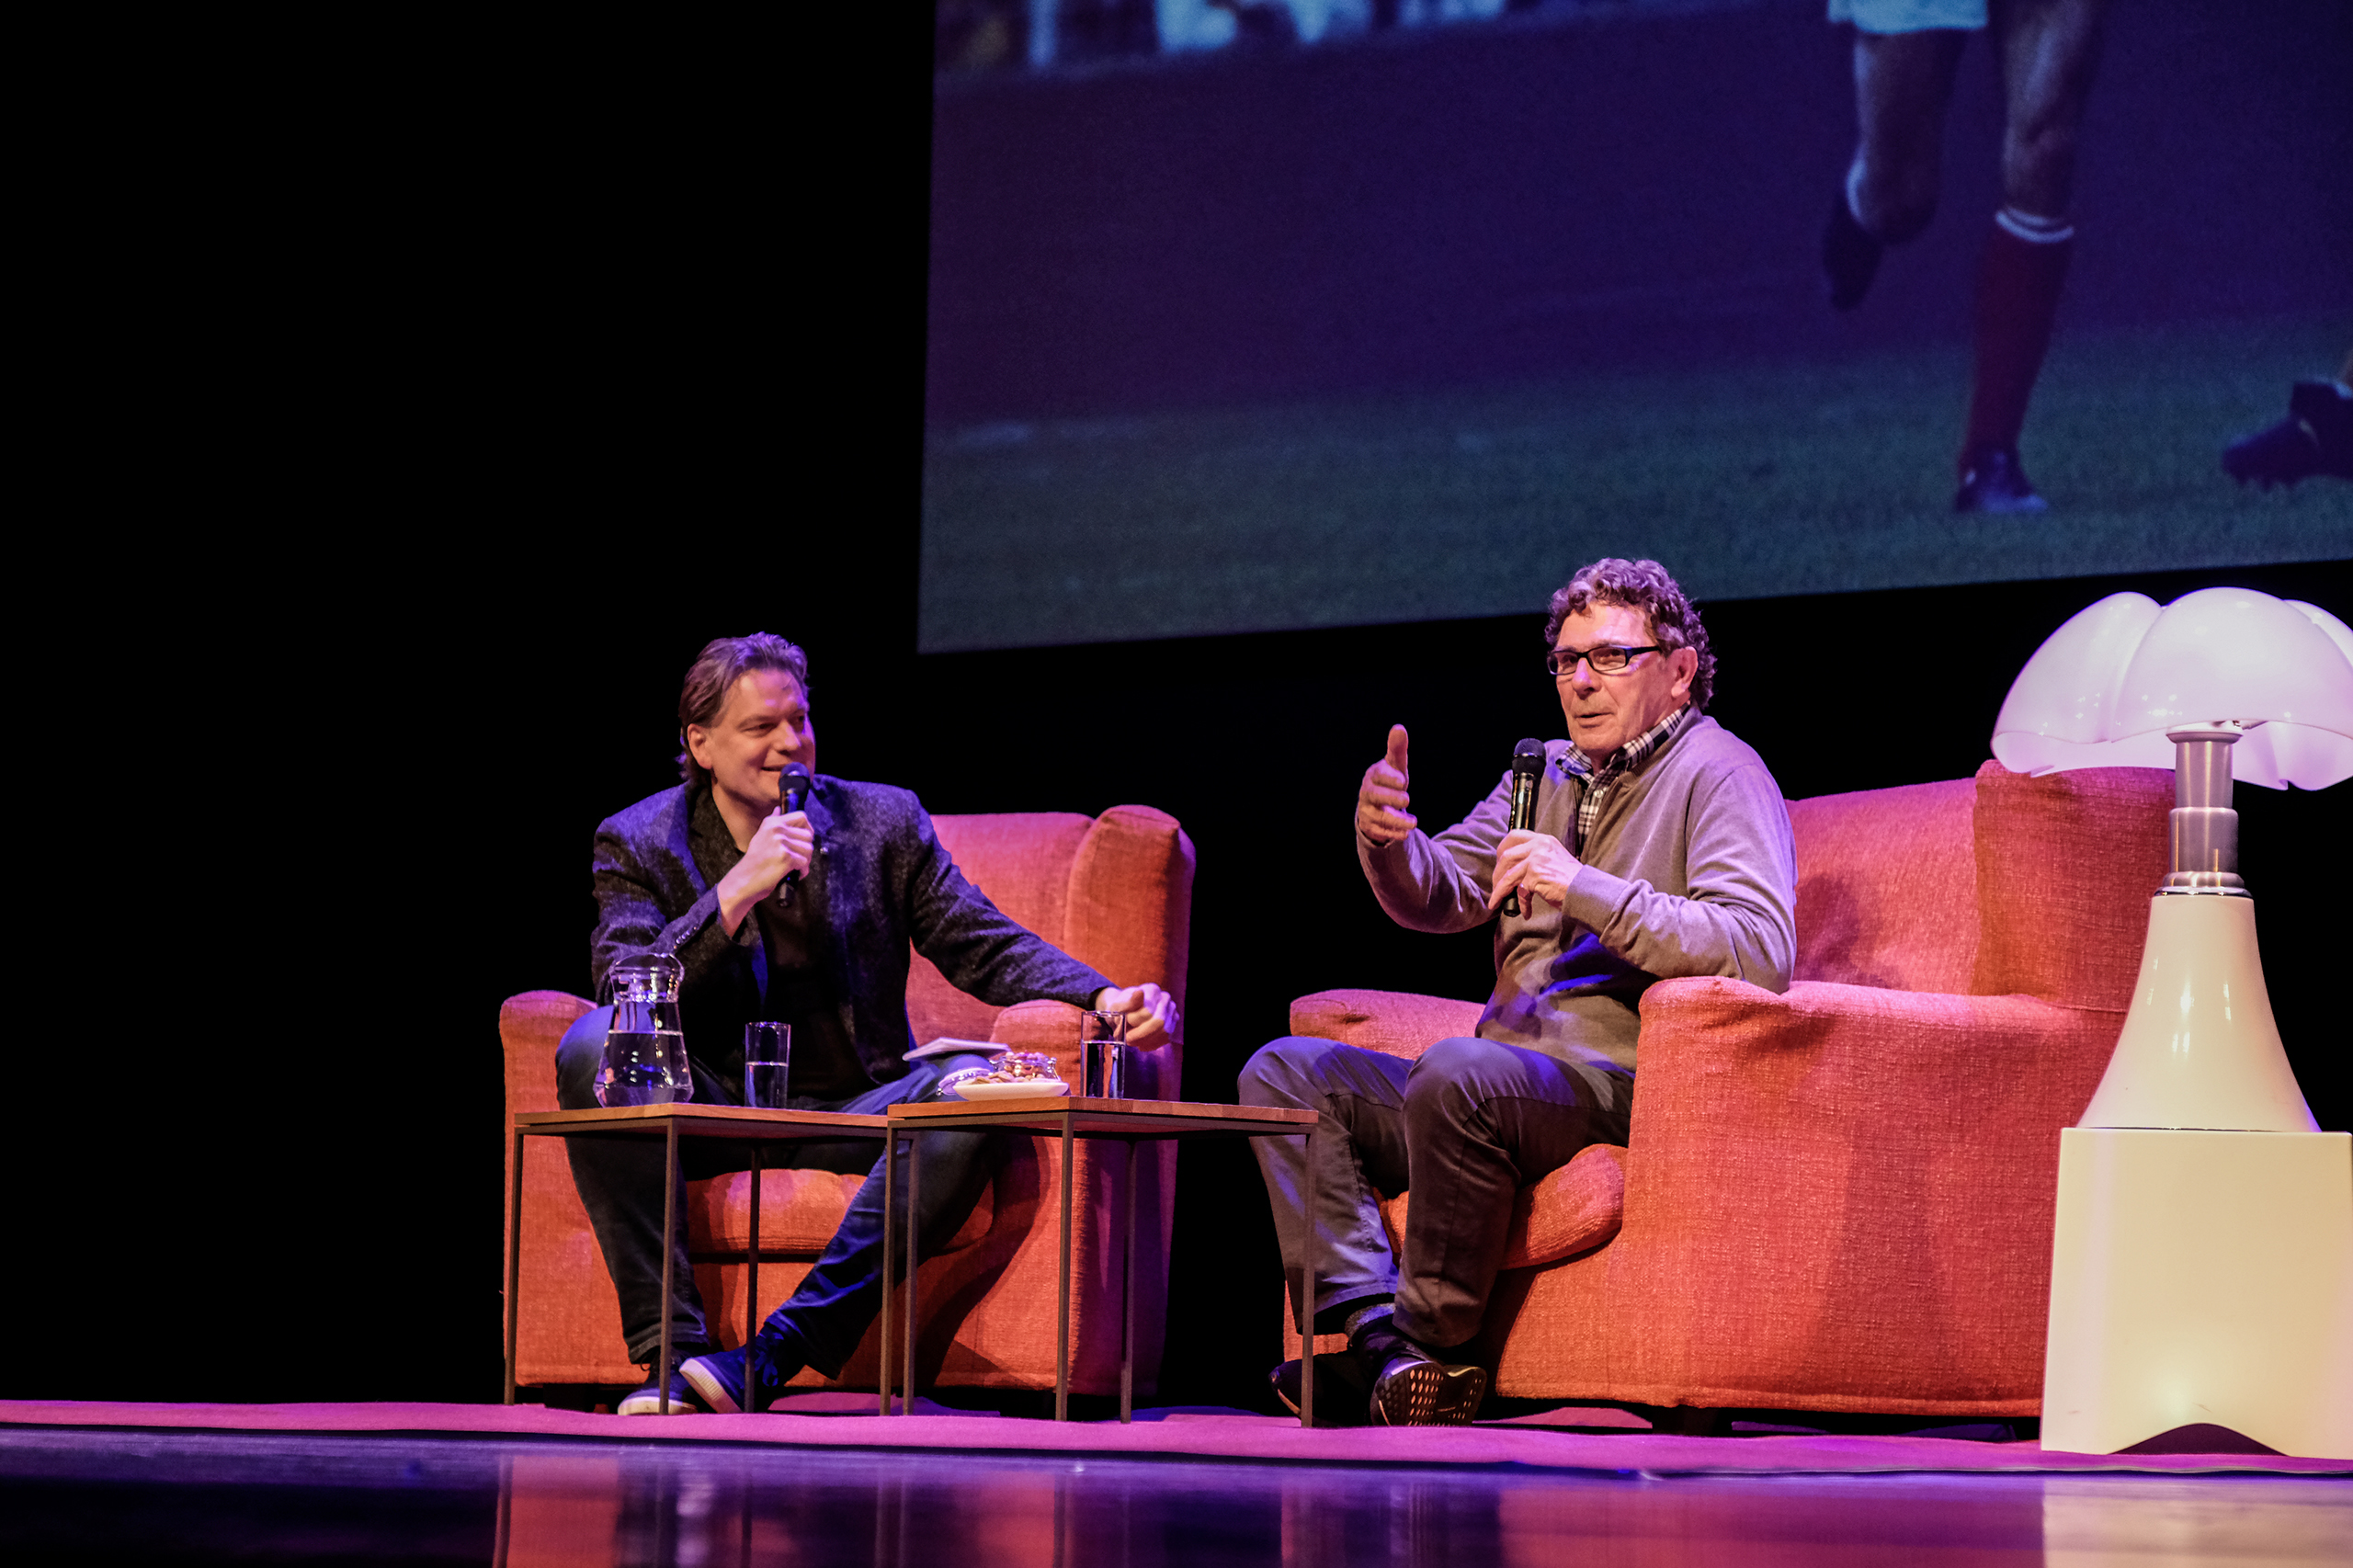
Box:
[1487,829,1582,915]
[1356,724,1417,847]
[1094,983,1181,1048]
[716,808,815,934]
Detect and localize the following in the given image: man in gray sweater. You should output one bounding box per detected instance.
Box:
[1241,558,1796,1426]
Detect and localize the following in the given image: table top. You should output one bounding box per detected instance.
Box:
[888,1097,1316,1138]
[514,1105,892,1141]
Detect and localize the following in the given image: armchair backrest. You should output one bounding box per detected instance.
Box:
[1788,777,1979,993]
[1786,763,2170,1008]
[1969,760,2169,1011]
[908,805,1196,1044]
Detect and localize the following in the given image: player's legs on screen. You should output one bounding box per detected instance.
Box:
[1824,6,1968,310]
[1956,0,2110,513]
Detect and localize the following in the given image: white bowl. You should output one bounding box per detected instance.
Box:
[952,1078,1071,1101]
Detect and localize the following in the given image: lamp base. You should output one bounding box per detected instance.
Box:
[2042,1128,2351,1458]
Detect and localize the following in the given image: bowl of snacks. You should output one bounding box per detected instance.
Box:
[942,1051,1069,1101]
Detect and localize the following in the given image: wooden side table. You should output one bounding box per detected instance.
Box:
[505,1105,892,1415]
[886,1096,1320,1426]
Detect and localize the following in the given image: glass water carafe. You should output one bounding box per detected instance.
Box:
[597,955,692,1106]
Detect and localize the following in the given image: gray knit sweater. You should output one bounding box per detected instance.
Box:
[1357,713,1795,1078]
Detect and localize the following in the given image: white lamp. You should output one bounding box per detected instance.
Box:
[1992,586,2353,1459]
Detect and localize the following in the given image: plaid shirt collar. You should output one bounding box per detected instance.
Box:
[1560,703,1694,852]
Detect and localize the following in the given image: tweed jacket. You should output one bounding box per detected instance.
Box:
[591,777,1111,1083]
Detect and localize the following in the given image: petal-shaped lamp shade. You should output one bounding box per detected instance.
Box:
[1993,588,2353,789]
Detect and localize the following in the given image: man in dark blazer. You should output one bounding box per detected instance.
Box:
[559,631,1179,1415]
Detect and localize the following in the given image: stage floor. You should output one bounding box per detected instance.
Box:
[4,1403,2347,1564]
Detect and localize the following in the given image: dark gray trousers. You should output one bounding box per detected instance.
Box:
[1238,1035,1631,1350]
[556,1006,997,1373]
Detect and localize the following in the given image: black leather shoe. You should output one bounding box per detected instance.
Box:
[1823,188,1884,311]
[1954,446,2049,514]
[1270,1354,1371,1426]
[1368,1354,1488,1426]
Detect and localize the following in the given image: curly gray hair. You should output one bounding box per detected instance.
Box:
[1542,558,1715,711]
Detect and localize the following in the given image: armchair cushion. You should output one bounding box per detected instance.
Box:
[1290,988,1484,1061]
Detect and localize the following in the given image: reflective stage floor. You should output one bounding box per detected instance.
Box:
[3,1427,2347,1566]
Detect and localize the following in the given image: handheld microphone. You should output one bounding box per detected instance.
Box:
[779,764,813,887]
[1502,738,1544,918]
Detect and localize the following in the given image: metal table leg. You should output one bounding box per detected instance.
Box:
[878,1127,895,1416]
[1120,1140,1139,1424]
[504,1128,525,1405]
[1300,1129,1314,1431]
[746,1138,761,1414]
[659,1117,678,1415]
[1054,1112,1075,1421]
[903,1131,921,1415]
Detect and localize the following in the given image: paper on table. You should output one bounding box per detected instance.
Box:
[902,1037,1008,1062]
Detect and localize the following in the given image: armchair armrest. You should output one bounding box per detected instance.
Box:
[1617,976,2129,1405]
[1289,988,1484,1062]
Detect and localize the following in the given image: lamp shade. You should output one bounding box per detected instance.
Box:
[1992,587,2353,788]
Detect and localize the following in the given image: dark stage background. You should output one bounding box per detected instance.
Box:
[14,6,2345,1415]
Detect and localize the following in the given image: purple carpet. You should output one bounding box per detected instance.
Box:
[4,1400,2341,1476]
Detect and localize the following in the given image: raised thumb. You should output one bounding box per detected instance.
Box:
[1384,723,1410,774]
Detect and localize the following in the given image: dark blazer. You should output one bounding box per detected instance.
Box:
[590,777,1110,1083]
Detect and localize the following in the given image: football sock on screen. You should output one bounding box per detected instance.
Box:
[1961,208,2075,466]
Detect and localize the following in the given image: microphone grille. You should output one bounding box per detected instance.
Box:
[1511,737,1545,774]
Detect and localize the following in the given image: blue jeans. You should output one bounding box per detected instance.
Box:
[556,1006,999,1374]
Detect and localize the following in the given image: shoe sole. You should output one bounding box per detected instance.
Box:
[1370,1360,1487,1426]
[617,1386,701,1416]
[676,1358,744,1415]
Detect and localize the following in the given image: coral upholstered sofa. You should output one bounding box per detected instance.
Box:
[1284,761,2171,1420]
[503,804,1193,1400]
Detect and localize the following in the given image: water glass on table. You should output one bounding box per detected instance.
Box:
[744,1022,791,1108]
[1081,1009,1128,1099]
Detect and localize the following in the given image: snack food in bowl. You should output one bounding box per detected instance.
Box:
[940,1051,1069,1101]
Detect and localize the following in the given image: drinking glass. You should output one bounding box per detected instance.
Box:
[1081,1009,1127,1099]
[744,1022,791,1109]
[598,956,691,1107]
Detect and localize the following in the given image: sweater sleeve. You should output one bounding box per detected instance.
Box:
[1553,756,1797,992]
[1357,771,1514,934]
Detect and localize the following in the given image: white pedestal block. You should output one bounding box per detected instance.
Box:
[2042,1128,2352,1458]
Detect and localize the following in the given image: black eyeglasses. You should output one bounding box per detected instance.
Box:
[1546,643,1664,677]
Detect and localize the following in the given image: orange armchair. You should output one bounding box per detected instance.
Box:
[504,804,1194,1400]
[1284,762,2170,1418]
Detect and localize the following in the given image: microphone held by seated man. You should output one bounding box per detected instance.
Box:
[1242,557,1796,1426]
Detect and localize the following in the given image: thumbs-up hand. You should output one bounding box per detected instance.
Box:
[1357,723,1418,847]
